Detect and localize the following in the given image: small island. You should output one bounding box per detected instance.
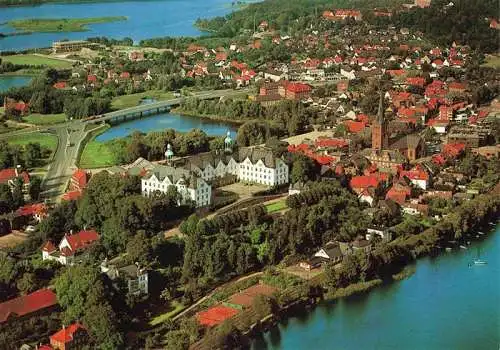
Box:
[8,16,127,33]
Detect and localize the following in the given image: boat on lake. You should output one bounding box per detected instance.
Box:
[470,248,487,266]
[460,245,467,250]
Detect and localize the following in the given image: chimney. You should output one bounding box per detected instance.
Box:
[63,324,65,330]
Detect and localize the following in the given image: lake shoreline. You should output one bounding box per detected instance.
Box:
[245,221,499,349]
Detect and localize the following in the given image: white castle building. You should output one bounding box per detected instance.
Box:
[140,133,289,208]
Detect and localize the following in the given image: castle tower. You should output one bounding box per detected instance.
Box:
[165,143,174,163]
[224,130,233,153]
[372,91,388,150]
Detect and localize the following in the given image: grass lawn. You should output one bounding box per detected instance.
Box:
[79,141,117,168]
[23,113,67,125]
[149,301,186,326]
[8,17,127,33]
[1,54,73,69]
[482,55,500,69]
[111,90,175,110]
[265,200,287,213]
[6,132,58,152]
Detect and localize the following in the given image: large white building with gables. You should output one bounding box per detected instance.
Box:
[139,135,289,208]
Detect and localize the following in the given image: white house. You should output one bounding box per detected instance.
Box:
[141,166,212,208]
[101,261,148,296]
[42,230,100,265]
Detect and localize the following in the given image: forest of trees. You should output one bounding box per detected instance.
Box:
[394,0,499,53]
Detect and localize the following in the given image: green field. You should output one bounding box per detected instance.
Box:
[8,16,127,33]
[149,301,186,326]
[1,55,73,69]
[6,132,58,152]
[482,55,500,69]
[265,200,287,213]
[79,141,117,168]
[111,90,175,110]
[23,113,67,125]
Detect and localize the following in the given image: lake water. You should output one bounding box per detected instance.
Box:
[253,225,500,350]
[95,112,237,142]
[0,75,32,91]
[0,0,232,51]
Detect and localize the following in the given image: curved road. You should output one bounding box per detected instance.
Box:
[1,88,250,200]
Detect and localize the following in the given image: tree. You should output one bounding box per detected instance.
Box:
[23,143,41,168]
[290,154,317,183]
[126,231,152,266]
[0,184,13,214]
[28,176,42,201]
[16,272,38,294]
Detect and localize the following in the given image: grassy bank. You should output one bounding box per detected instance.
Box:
[111,90,174,110]
[8,16,127,33]
[78,125,119,169]
[392,265,416,281]
[326,279,383,300]
[1,55,73,69]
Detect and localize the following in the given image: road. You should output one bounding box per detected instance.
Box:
[1,88,250,200]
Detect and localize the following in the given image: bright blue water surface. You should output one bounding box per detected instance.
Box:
[0,0,232,51]
[252,225,500,350]
[95,111,237,142]
[0,75,32,91]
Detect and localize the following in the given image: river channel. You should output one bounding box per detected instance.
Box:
[0,75,32,91]
[252,225,500,350]
[95,111,238,142]
[0,0,232,51]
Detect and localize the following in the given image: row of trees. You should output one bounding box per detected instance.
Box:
[103,128,213,165]
[181,98,311,136]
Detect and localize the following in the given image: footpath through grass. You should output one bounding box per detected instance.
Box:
[8,17,127,33]
[111,90,175,110]
[1,55,73,69]
[23,113,67,125]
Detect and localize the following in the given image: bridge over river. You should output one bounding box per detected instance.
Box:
[85,88,246,125]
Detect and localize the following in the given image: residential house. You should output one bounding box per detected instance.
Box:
[0,166,30,197]
[42,230,100,265]
[50,323,88,350]
[101,261,149,296]
[366,227,392,242]
[70,169,90,192]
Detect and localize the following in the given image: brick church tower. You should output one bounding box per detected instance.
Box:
[372,92,388,150]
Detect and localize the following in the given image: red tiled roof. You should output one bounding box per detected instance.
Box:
[315,138,348,148]
[350,175,381,190]
[16,203,47,217]
[286,82,311,94]
[53,82,67,89]
[72,169,88,188]
[0,169,29,184]
[344,120,366,133]
[0,289,57,323]
[443,143,465,157]
[196,305,239,326]
[64,230,99,252]
[42,241,56,253]
[62,190,83,201]
[50,323,86,345]
[400,166,429,181]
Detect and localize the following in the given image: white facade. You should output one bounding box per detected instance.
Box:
[142,174,211,208]
[238,158,288,186]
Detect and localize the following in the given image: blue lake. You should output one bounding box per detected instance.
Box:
[95,112,238,142]
[0,75,32,91]
[0,0,233,51]
[253,225,500,350]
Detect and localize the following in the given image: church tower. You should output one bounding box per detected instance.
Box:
[372,91,388,150]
